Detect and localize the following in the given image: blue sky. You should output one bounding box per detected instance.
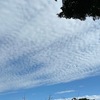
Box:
[0,0,100,100]
[0,75,100,100]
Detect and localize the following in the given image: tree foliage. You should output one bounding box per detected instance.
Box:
[57,0,100,20]
[72,97,95,100]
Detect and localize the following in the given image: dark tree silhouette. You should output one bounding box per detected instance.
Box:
[57,0,100,20]
[72,97,95,100]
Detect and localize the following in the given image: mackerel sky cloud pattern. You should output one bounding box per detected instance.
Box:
[0,0,100,92]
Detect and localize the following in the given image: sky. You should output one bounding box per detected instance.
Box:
[0,0,100,100]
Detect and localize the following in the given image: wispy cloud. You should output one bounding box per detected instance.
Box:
[79,85,84,88]
[55,90,75,94]
[0,0,100,92]
[55,95,100,100]
[0,91,18,96]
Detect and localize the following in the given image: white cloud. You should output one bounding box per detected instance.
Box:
[0,91,18,95]
[0,0,100,92]
[55,95,100,100]
[55,90,75,94]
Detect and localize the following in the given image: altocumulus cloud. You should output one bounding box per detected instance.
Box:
[0,0,100,92]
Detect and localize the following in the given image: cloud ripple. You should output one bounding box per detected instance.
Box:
[0,0,100,92]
